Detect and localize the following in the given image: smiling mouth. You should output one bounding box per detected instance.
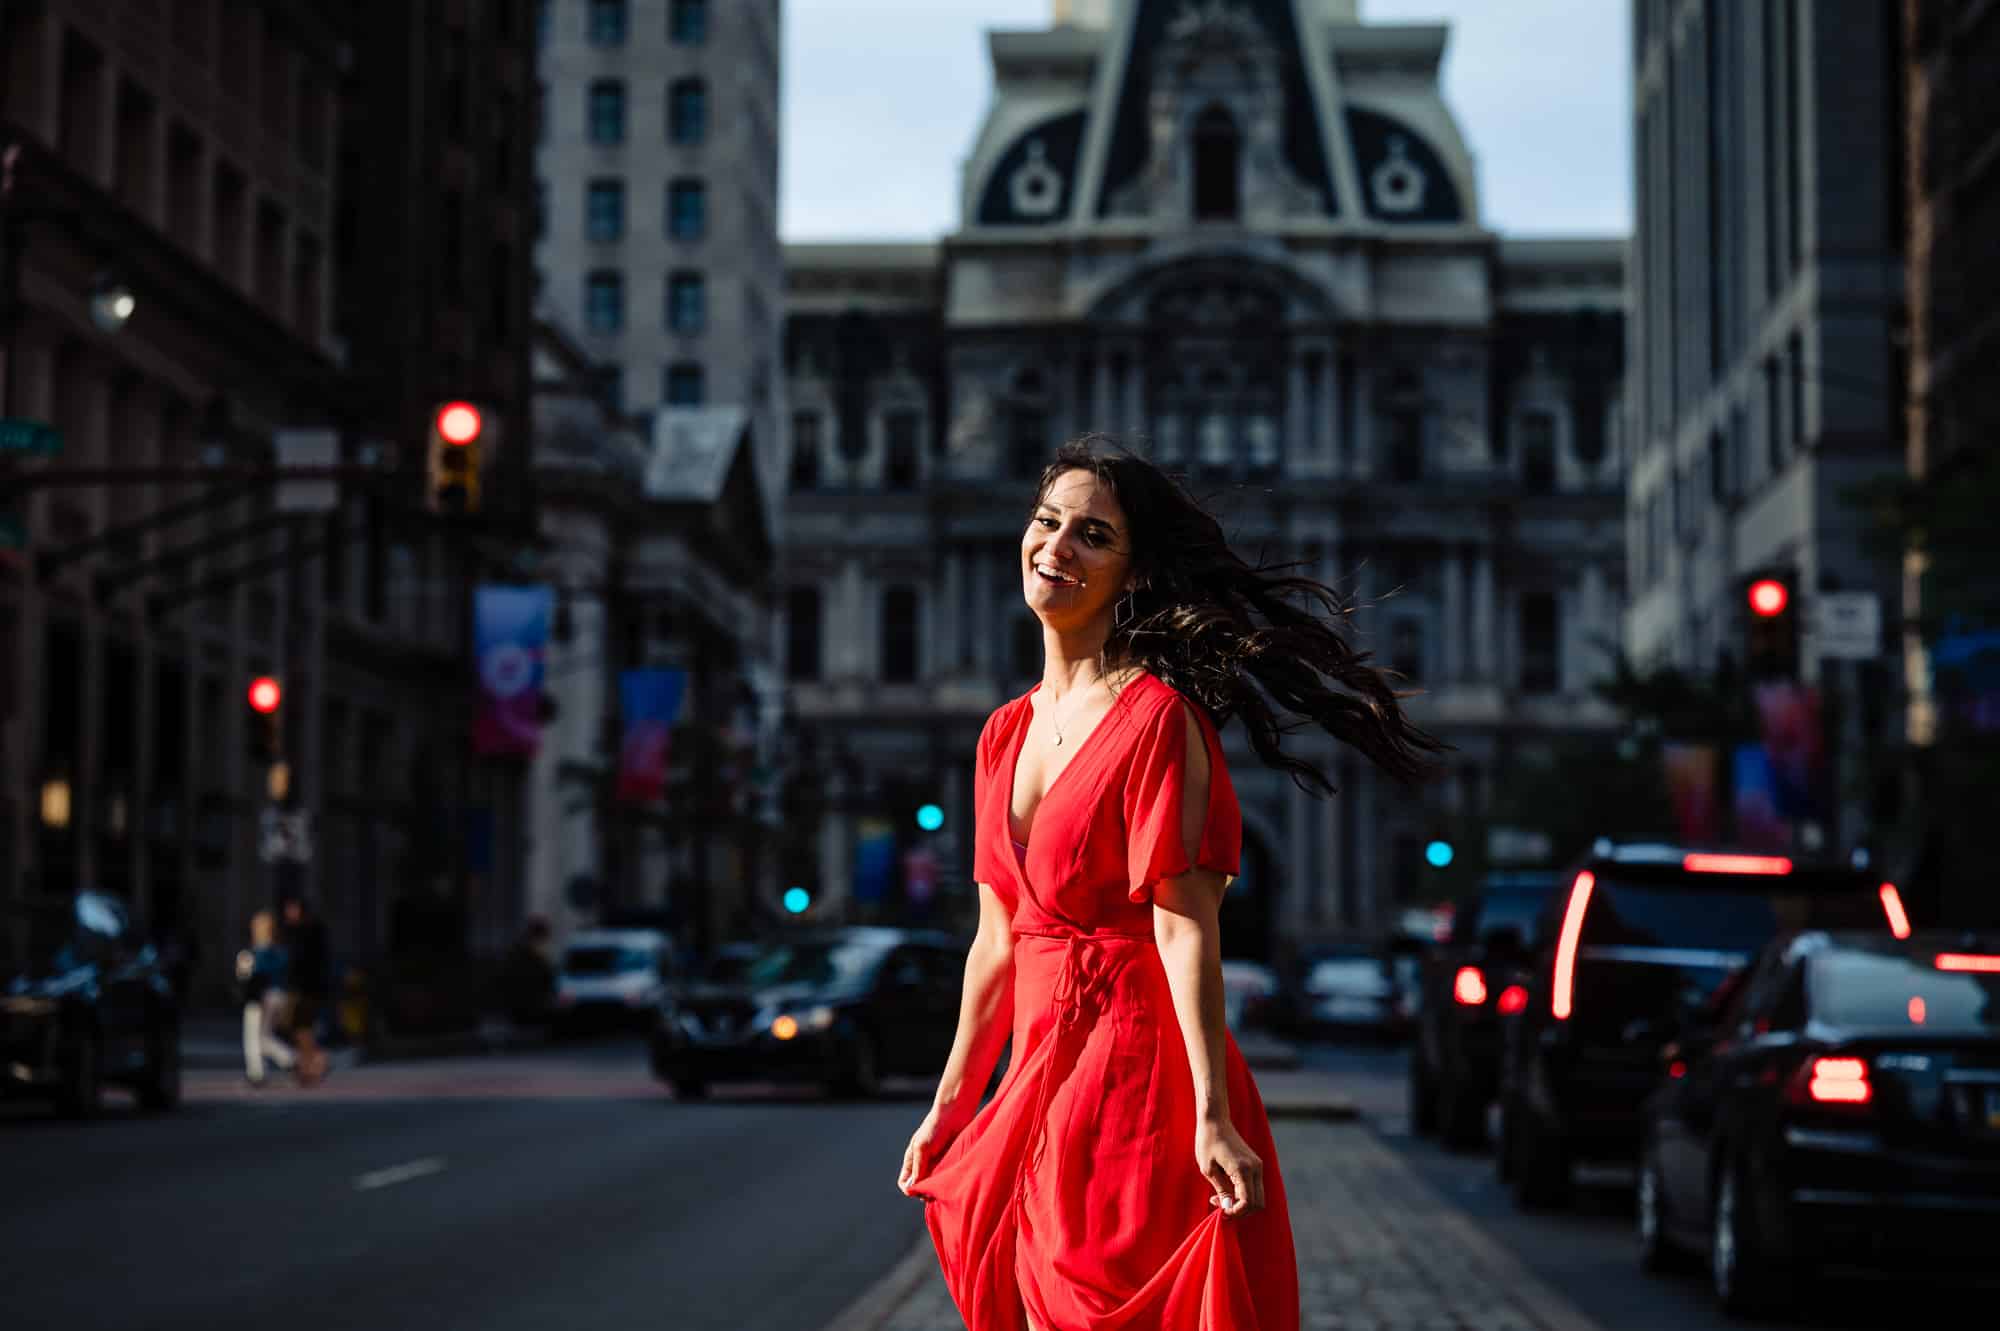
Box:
[1034,564,1083,587]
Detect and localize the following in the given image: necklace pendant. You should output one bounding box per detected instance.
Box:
[1052,732,1064,746]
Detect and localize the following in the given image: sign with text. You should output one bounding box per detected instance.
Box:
[1813,591,1882,662]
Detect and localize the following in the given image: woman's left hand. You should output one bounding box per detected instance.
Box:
[1194,1116,1264,1216]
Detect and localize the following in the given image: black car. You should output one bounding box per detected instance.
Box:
[1,891,183,1117]
[1638,930,2000,1314]
[650,927,964,1099]
[1496,842,1905,1209]
[1410,870,1561,1147]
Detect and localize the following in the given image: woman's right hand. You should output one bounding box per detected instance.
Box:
[898,1103,967,1196]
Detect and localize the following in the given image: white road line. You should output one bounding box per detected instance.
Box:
[354,1157,447,1192]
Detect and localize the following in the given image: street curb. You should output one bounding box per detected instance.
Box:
[1264,1098,1359,1122]
[819,1231,942,1331]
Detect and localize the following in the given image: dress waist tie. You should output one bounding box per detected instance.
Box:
[1010,928,1151,1188]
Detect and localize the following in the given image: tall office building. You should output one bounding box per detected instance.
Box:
[534,0,784,490]
[1625,0,1905,856]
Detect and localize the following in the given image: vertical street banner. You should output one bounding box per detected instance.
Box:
[852,818,897,904]
[1661,743,1721,844]
[616,668,687,805]
[1753,681,1828,823]
[1732,743,1787,851]
[473,585,553,757]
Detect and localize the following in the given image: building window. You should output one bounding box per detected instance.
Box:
[588,80,626,145]
[786,587,821,681]
[666,271,705,333]
[791,412,822,489]
[1193,104,1242,221]
[669,79,707,145]
[1390,618,1423,682]
[884,411,921,490]
[667,179,706,240]
[1385,370,1423,483]
[670,0,708,44]
[586,178,624,242]
[664,362,704,405]
[882,587,919,683]
[1521,593,1560,694]
[585,270,623,332]
[1519,409,1557,494]
[589,0,627,45]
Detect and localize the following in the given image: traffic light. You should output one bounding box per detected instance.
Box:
[246,675,283,763]
[426,401,483,515]
[1742,571,1799,680]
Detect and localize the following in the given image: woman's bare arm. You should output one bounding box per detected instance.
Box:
[929,881,1017,1129]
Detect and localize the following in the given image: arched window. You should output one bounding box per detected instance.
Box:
[1193,105,1241,221]
[881,586,919,683]
[1519,409,1558,493]
[786,586,821,681]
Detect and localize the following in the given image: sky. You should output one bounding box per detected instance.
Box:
[780,0,1631,242]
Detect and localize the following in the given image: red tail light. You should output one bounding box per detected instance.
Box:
[1668,1059,1688,1080]
[1683,853,1792,875]
[1788,1056,1871,1107]
[1878,883,1912,939]
[1453,966,1488,1006]
[1551,871,1596,1020]
[1496,984,1529,1016]
[1936,953,2000,974]
[1908,996,1927,1025]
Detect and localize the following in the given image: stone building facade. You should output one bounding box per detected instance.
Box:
[780,0,1627,960]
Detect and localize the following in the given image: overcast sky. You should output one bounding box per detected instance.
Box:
[780,0,1630,242]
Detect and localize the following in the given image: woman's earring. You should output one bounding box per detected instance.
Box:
[1113,592,1135,632]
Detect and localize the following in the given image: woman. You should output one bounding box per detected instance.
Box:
[897,439,1445,1331]
[236,909,298,1086]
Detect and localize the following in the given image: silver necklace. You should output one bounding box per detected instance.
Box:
[1044,683,1096,747]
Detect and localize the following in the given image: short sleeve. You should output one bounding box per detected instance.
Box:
[1122,696,1242,903]
[968,706,1012,900]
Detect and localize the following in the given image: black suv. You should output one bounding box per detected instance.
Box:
[1410,870,1562,1147]
[1,890,183,1117]
[651,927,964,1099]
[1496,842,1904,1209]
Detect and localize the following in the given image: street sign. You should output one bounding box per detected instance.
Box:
[274,428,340,513]
[1813,591,1882,662]
[0,417,63,456]
[258,806,315,864]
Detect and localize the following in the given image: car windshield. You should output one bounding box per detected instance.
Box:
[730,939,893,989]
[564,945,656,976]
[1814,952,2000,1032]
[1457,882,1557,949]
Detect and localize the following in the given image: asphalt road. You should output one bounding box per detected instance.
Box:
[0,1037,934,1331]
[1301,1037,1995,1331]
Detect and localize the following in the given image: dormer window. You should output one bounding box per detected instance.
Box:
[1193,105,1241,221]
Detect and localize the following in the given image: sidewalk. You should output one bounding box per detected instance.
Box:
[181,1010,549,1072]
[824,1082,1606,1331]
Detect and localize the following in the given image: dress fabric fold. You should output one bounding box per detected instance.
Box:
[912,674,1300,1331]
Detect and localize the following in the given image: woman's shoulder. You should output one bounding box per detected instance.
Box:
[976,690,1036,756]
[1120,671,1199,727]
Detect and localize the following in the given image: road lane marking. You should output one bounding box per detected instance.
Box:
[354,1157,447,1191]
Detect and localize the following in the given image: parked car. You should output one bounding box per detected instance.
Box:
[650,927,963,1099]
[1638,930,2000,1314]
[1296,942,1410,1042]
[552,928,676,1034]
[1221,959,1282,1032]
[1496,842,1907,1210]
[1,890,182,1117]
[1409,870,1563,1147]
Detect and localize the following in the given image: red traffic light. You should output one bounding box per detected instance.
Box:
[1747,578,1789,618]
[436,402,482,446]
[247,677,283,714]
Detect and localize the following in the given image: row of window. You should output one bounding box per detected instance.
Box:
[544,0,709,46]
[541,177,707,240]
[583,271,707,334]
[580,79,709,146]
[789,411,926,490]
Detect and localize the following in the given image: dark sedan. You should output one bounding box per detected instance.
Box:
[650,927,963,1099]
[1638,930,2000,1314]
[2,890,182,1117]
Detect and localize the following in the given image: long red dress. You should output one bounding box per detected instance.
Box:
[912,673,1300,1331]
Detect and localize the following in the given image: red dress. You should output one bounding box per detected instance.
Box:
[913,673,1299,1331]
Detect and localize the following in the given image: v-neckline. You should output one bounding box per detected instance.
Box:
[1005,675,1141,850]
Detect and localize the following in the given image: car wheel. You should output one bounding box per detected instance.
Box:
[1407,1046,1438,1136]
[1438,1067,1485,1151]
[59,1032,103,1120]
[138,1021,183,1112]
[831,1029,882,1100]
[1637,1143,1688,1274]
[1509,1109,1571,1211]
[671,1078,709,1100]
[1711,1159,1788,1317]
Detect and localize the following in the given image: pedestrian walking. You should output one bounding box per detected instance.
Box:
[897,438,1445,1331]
[280,896,332,1085]
[235,910,297,1086]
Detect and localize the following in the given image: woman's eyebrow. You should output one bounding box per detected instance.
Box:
[1037,502,1122,538]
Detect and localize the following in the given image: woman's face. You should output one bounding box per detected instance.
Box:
[1021,468,1136,631]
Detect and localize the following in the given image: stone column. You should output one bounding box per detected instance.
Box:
[1287,767,1313,933]
[1471,550,1497,684]
[939,549,963,677]
[1092,350,1114,434]
[970,550,995,675]
[1120,349,1145,438]
[1286,350,1308,462]
[1442,548,1465,684]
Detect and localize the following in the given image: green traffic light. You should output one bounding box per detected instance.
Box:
[916,804,944,832]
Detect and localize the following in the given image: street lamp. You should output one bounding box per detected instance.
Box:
[88,272,136,334]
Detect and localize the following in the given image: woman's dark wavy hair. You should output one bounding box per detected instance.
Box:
[1037,436,1449,794]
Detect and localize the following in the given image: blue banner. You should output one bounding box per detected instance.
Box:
[473,585,553,757]
[617,669,688,805]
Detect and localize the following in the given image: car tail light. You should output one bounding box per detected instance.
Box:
[1551,871,1596,1020]
[1496,984,1529,1016]
[1788,1056,1872,1107]
[1936,953,2000,974]
[1908,996,1927,1025]
[1683,853,1792,875]
[1453,966,1488,1006]
[1878,882,1912,939]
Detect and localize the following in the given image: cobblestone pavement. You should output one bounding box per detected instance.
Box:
[838,1116,1607,1331]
